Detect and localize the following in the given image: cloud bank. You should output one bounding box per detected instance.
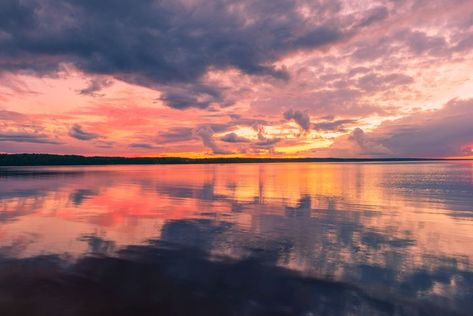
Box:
[1,0,473,157]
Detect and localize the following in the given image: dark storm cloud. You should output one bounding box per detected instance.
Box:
[0,0,36,32]
[69,124,100,141]
[0,0,356,109]
[0,131,61,144]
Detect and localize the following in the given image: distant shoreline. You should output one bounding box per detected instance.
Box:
[0,154,470,166]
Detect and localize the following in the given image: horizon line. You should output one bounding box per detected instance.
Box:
[0,153,472,167]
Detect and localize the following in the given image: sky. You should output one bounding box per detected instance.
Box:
[1,0,473,158]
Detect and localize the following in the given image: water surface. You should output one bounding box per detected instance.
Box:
[1,162,472,315]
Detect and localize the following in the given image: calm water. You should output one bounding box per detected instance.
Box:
[0,162,472,315]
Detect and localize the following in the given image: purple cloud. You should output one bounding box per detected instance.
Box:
[69,124,100,141]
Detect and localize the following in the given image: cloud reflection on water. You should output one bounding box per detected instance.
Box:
[0,162,472,314]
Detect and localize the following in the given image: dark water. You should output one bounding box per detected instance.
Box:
[0,162,472,315]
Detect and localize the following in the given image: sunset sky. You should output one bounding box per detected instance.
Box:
[1,0,473,158]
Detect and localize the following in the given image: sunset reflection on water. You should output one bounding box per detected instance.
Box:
[1,162,473,314]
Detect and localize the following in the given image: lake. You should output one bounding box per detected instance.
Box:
[0,162,472,315]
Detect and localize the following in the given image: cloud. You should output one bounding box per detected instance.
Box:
[0,0,369,109]
[283,109,311,131]
[348,128,391,156]
[129,143,159,150]
[79,78,113,96]
[402,30,449,57]
[357,6,389,28]
[194,126,230,154]
[220,132,250,143]
[69,124,100,141]
[0,131,61,144]
[313,127,390,157]
[356,73,414,92]
[156,128,195,144]
[2,0,473,158]
[159,83,233,110]
[94,140,114,148]
[327,98,473,157]
[462,146,473,155]
[370,98,473,157]
[313,119,356,132]
[0,110,25,121]
[254,138,281,148]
